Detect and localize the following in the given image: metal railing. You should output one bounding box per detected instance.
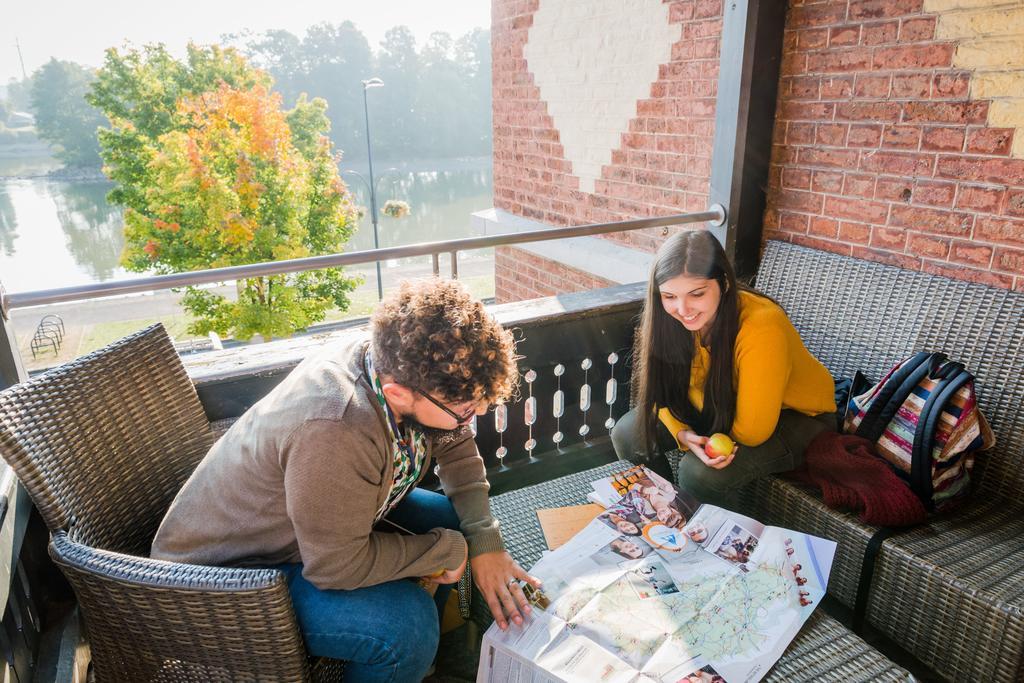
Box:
[0,206,725,315]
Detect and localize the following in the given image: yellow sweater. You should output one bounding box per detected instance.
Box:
[658,290,835,447]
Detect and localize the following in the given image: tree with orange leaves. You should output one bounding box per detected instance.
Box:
[89,44,359,340]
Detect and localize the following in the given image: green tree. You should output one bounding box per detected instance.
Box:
[454,29,492,156]
[89,44,359,340]
[0,185,17,256]
[230,23,492,162]
[415,32,464,157]
[30,59,105,166]
[301,22,373,159]
[233,22,372,161]
[374,26,420,158]
[4,77,32,113]
[87,43,269,213]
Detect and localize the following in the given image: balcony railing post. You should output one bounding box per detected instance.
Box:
[450,252,459,280]
[432,253,440,277]
[709,0,786,280]
[0,283,28,391]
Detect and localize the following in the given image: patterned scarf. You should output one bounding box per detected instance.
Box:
[364,346,428,523]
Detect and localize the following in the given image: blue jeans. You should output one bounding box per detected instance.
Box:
[276,488,461,682]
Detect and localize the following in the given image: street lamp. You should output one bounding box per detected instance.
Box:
[361,77,385,300]
[342,169,399,237]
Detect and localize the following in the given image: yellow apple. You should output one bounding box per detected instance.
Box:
[706,433,736,458]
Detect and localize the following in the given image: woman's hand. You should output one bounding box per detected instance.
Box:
[678,430,737,469]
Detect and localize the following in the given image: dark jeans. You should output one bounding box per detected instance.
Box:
[611,407,835,510]
[275,488,461,682]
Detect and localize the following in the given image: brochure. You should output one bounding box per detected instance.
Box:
[477,466,836,683]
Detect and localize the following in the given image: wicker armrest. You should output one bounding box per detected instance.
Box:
[50,531,311,682]
[51,531,288,592]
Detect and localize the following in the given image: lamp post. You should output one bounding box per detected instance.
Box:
[361,77,385,300]
[342,170,399,245]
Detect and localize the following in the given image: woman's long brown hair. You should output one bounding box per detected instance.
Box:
[635,230,758,453]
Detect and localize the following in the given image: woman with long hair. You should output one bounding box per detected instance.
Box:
[611,230,836,508]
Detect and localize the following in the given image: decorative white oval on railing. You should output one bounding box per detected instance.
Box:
[579,384,592,411]
[494,404,507,433]
[524,369,538,457]
[552,363,565,448]
[605,351,620,430]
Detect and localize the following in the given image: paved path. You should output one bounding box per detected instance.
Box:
[10,257,494,370]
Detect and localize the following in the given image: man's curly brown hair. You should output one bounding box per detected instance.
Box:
[370,279,519,403]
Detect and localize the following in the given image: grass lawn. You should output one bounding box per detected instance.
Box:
[322,274,496,320]
[24,274,496,373]
[77,314,200,355]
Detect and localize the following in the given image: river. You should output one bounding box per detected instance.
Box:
[0,155,495,294]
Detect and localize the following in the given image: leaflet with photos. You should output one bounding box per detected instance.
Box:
[478,466,836,683]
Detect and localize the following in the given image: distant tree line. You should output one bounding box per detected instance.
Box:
[0,21,492,167]
[230,22,492,162]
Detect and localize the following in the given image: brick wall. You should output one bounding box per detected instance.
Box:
[491,0,724,302]
[494,248,615,302]
[490,0,1024,301]
[765,0,1024,290]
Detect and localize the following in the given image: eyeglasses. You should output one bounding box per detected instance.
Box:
[415,390,477,424]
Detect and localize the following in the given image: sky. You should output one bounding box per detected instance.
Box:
[2,0,491,83]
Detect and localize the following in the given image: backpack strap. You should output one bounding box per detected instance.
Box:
[853,526,903,633]
[911,366,973,508]
[854,352,940,443]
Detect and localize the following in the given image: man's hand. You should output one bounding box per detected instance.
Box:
[679,430,737,470]
[471,550,542,630]
[424,545,468,585]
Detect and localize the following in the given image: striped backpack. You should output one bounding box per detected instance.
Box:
[843,351,994,513]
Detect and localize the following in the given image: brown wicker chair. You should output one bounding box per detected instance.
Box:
[0,323,341,682]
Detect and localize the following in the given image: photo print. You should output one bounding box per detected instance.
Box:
[713,524,759,565]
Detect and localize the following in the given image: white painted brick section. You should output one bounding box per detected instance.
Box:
[524,0,681,193]
[471,208,656,283]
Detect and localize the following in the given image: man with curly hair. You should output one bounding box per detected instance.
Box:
[152,279,537,682]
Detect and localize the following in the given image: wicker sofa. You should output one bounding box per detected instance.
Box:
[719,241,1024,682]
